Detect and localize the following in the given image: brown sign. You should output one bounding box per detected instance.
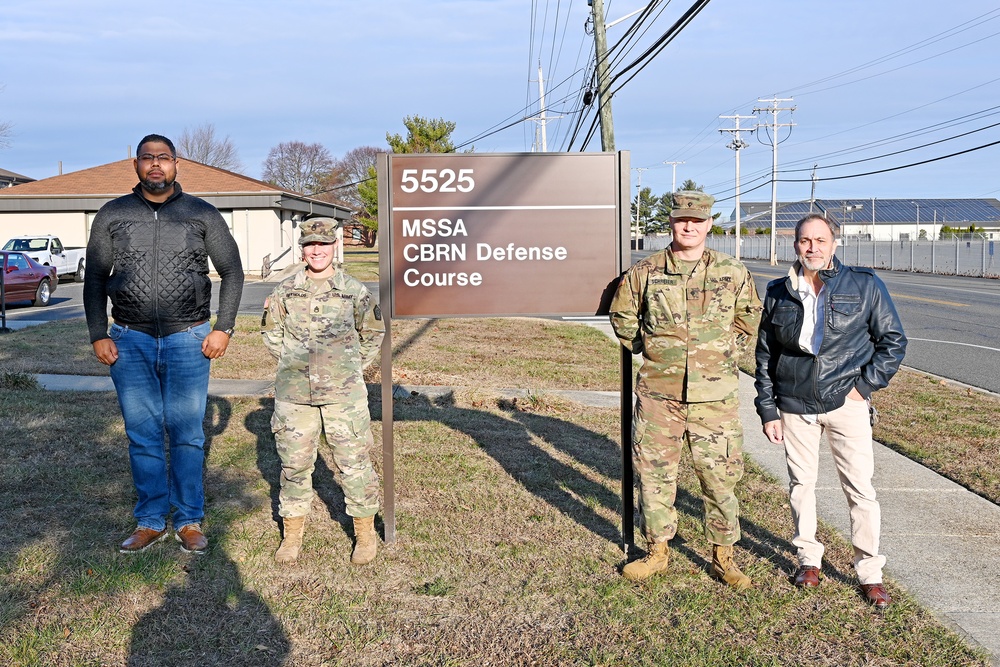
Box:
[382,152,628,318]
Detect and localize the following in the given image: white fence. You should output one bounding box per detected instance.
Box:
[639,234,1000,278]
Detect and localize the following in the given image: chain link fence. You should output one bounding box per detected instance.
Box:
[639,234,1000,277]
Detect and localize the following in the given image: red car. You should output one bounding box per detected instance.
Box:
[1,250,58,307]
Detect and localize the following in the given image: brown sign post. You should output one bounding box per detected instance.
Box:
[377,152,631,545]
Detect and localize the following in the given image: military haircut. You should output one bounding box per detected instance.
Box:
[137,133,176,157]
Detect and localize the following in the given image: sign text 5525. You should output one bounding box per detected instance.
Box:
[399,168,475,194]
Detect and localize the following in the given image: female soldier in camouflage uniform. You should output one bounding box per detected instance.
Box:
[262,218,384,565]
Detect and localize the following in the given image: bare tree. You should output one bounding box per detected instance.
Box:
[261,141,335,194]
[0,85,11,150]
[177,123,242,172]
[317,145,380,209]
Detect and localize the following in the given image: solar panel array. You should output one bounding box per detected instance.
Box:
[732,198,1000,230]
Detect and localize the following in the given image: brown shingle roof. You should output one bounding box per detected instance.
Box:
[0,159,283,197]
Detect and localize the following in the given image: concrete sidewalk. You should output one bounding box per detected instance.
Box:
[735,373,1000,664]
[35,374,275,397]
[35,374,620,406]
[31,366,1000,664]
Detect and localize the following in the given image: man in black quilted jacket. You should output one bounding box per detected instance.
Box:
[84,133,244,555]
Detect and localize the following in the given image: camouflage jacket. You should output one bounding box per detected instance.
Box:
[609,247,761,402]
[262,267,384,405]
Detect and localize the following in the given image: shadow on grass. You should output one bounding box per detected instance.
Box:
[240,388,855,595]
[506,402,859,586]
[384,391,623,544]
[127,395,289,666]
[126,539,288,667]
[244,397,356,545]
[0,389,289,665]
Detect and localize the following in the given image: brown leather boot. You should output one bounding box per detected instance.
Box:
[274,516,305,564]
[622,542,670,581]
[351,516,378,565]
[712,544,751,590]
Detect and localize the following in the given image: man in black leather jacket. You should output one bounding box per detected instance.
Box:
[754,213,906,609]
[84,133,244,556]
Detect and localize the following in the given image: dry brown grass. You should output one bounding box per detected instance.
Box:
[738,338,1000,506]
[343,247,379,282]
[0,312,996,664]
[0,387,988,666]
[0,316,276,379]
[375,318,619,391]
[874,370,1000,504]
[1,316,619,391]
[5,318,999,505]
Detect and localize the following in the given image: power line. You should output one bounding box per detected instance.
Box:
[711,137,1000,204]
[652,9,1000,190]
[784,120,1000,174]
[753,97,795,264]
[607,0,713,95]
[779,138,1000,183]
[707,92,1000,196]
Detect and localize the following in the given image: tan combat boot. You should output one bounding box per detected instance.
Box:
[351,516,377,565]
[622,542,670,581]
[712,544,751,590]
[274,516,305,564]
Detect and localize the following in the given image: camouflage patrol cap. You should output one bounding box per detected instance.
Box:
[669,190,715,221]
[298,217,342,245]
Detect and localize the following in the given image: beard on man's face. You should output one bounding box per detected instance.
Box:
[141,176,174,194]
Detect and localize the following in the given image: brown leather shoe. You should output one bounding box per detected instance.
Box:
[120,527,167,553]
[175,524,208,554]
[794,565,821,588]
[861,583,891,609]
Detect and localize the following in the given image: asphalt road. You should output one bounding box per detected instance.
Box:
[0,277,276,331]
[6,263,1000,395]
[741,259,1000,395]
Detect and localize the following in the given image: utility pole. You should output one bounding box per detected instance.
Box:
[534,61,548,151]
[719,116,753,261]
[809,164,818,212]
[753,97,795,265]
[632,167,649,240]
[591,0,615,152]
[530,61,563,151]
[663,160,685,193]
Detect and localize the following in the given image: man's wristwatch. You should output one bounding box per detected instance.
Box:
[221,328,235,337]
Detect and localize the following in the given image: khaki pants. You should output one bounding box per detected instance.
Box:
[780,397,885,584]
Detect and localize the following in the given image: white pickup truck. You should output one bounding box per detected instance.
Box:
[3,235,86,282]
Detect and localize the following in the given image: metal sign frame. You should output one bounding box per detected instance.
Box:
[376,151,631,547]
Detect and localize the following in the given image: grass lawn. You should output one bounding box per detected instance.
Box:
[0,312,993,665]
[0,386,988,666]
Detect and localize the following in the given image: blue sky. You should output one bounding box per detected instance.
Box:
[2,1,999,214]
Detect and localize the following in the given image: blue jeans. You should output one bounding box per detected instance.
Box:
[108,322,211,532]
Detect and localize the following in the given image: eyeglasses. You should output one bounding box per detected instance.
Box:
[137,153,175,164]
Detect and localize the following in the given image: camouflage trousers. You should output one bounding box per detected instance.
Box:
[271,398,380,519]
[632,395,745,546]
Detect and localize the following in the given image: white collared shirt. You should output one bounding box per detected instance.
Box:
[795,268,826,423]
[796,268,825,355]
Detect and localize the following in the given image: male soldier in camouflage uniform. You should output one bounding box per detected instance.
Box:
[609,191,761,589]
[261,218,384,565]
